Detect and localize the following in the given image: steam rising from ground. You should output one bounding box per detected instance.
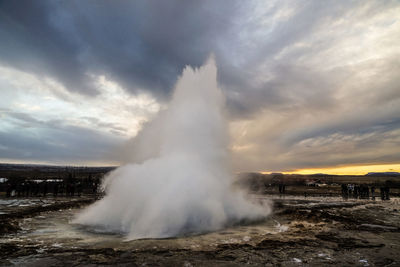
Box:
[74,58,269,240]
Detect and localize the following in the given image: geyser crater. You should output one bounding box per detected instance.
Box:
[74,57,270,240]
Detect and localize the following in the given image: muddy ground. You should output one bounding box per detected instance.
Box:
[1,195,399,266]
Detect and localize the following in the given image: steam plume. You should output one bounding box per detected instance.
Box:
[74,57,269,240]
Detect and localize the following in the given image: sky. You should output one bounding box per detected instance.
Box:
[0,0,399,174]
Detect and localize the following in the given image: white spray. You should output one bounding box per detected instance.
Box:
[74,57,269,240]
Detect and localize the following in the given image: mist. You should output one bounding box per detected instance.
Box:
[74,57,269,240]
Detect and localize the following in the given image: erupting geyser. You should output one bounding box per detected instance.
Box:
[74,57,269,240]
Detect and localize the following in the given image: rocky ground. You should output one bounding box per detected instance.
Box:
[0,197,96,236]
[1,195,399,266]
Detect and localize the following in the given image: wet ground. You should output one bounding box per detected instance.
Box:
[1,195,399,266]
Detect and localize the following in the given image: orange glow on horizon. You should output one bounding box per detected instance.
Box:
[263,164,400,175]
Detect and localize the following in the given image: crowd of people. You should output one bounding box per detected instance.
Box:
[1,174,100,198]
[341,183,390,200]
[278,183,286,194]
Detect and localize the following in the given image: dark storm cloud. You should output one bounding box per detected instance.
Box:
[1,0,388,114]
[0,0,240,96]
[0,1,93,93]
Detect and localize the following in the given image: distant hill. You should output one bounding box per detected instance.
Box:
[0,163,117,180]
[366,172,400,177]
[0,163,116,173]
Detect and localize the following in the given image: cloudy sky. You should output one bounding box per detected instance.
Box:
[0,0,399,173]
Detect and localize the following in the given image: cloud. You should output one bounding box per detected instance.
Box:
[0,133,120,166]
[0,0,399,170]
[0,115,123,165]
[0,0,241,97]
[0,65,159,164]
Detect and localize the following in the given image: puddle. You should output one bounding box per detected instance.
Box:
[1,206,287,254]
[1,195,399,266]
